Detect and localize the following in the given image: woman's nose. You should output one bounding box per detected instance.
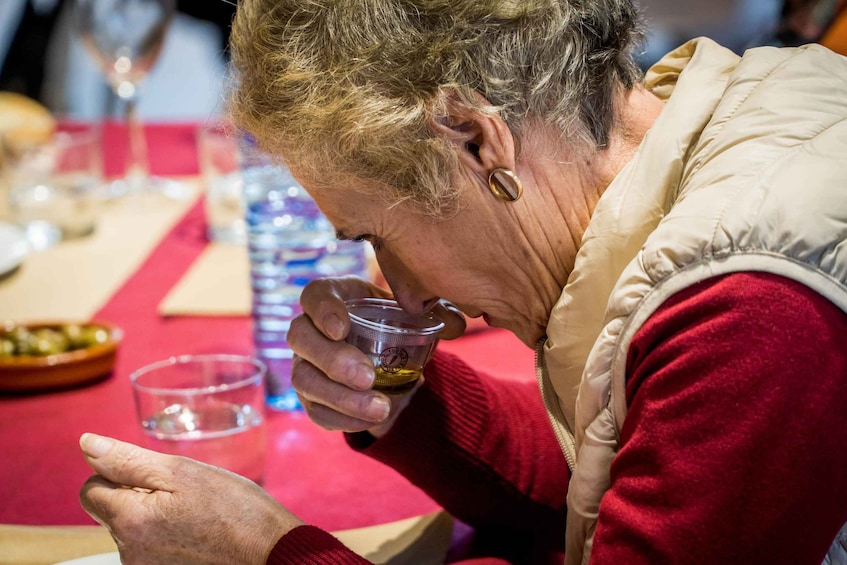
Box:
[375,251,438,315]
[391,285,440,316]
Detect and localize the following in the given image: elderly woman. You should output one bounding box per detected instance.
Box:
[78,0,847,563]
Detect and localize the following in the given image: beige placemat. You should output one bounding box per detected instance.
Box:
[158,242,383,317]
[336,511,453,565]
[158,241,251,316]
[0,511,453,565]
[0,525,118,565]
[0,180,199,322]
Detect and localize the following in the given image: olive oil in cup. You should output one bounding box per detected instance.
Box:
[344,298,445,394]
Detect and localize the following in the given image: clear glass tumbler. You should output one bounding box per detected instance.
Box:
[130,354,267,484]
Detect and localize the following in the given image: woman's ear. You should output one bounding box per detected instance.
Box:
[429,91,516,173]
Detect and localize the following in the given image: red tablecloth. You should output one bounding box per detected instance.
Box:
[0,123,536,560]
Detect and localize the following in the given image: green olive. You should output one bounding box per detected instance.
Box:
[61,324,86,349]
[0,323,111,357]
[78,325,109,347]
[10,327,37,355]
[7,326,31,343]
[33,328,70,356]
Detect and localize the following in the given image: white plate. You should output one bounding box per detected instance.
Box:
[56,553,120,565]
[0,221,29,277]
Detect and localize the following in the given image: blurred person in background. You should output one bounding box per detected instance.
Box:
[7,0,841,118]
[0,0,236,120]
[0,0,790,117]
[634,0,782,66]
[74,0,847,564]
[758,0,847,52]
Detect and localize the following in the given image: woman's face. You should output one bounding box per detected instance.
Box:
[292,87,658,347]
[307,175,556,347]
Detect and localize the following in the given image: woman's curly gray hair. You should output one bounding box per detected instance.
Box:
[229,0,644,215]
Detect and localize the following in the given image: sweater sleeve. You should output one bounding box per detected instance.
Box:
[266,526,371,564]
[590,272,847,564]
[268,343,569,563]
[347,349,570,549]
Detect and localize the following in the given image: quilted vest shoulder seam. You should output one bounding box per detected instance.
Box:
[683,48,794,182]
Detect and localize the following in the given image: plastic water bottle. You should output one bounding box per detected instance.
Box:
[242,141,368,411]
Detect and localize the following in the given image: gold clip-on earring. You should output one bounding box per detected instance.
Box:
[487,167,523,202]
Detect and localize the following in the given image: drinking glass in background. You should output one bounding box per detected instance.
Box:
[345,298,445,394]
[73,0,187,201]
[242,137,369,411]
[130,354,267,484]
[197,122,246,245]
[7,126,102,251]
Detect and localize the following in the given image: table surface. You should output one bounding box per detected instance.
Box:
[0,123,536,559]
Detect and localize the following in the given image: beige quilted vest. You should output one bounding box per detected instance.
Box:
[536,38,847,564]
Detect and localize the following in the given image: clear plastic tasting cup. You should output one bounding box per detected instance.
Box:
[344,298,445,394]
[130,354,267,484]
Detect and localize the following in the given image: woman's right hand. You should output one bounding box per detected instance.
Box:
[288,276,465,438]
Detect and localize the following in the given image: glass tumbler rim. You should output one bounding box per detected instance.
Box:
[345,297,445,336]
[130,353,266,395]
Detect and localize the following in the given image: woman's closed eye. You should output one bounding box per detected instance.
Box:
[340,231,383,252]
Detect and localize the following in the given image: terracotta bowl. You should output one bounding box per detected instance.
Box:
[0,320,122,393]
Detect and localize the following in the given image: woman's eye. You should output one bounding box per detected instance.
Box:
[352,234,382,252]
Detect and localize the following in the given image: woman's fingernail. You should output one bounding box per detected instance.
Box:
[80,433,113,458]
[366,396,390,422]
[353,364,374,389]
[325,313,344,341]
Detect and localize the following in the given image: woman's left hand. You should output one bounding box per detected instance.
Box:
[78,433,302,564]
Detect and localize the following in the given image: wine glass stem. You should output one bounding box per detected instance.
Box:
[124,95,150,185]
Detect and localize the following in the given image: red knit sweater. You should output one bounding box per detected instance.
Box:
[268,272,847,564]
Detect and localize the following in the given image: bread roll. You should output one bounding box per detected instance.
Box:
[0,92,56,169]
